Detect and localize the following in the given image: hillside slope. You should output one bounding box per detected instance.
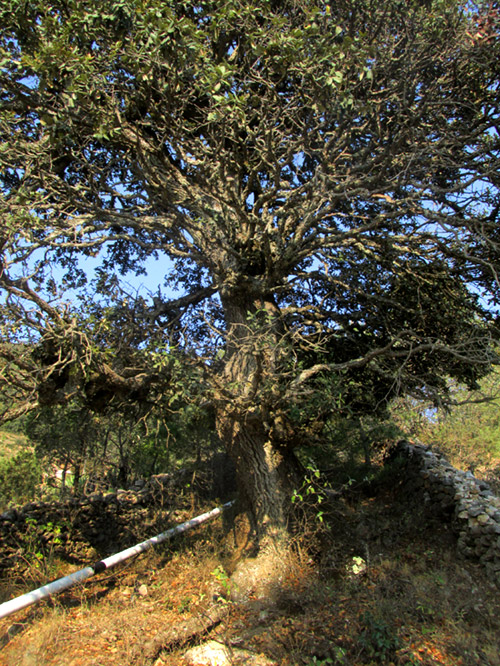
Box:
[1,462,499,666]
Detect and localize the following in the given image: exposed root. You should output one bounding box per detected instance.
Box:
[228,536,302,605]
[134,540,296,662]
[135,601,231,662]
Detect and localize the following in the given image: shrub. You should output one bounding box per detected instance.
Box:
[0,450,43,510]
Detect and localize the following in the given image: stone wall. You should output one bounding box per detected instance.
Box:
[0,471,195,582]
[391,441,500,586]
[0,453,236,584]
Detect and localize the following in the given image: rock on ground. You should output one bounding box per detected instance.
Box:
[184,639,277,665]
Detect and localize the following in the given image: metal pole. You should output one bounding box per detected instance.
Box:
[0,500,234,621]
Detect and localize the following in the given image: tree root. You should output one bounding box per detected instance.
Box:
[136,539,293,662]
[137,601,231,662]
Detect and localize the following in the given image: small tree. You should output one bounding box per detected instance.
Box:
[1,0,499,553]
[0,450,43,509]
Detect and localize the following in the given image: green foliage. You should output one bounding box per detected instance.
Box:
[211,565,235,602]
[431,400,500,465]
[24,397,217,490]
[0,0,499,528]
[0,428,28,460]
[392,369,500,472]
[291,460,333,534]
[359,612,401,663]
[16,516,65,582]
[0,412,26,435]
[0,450,43,509]
[295,413,402,488]
[22,518,45,568]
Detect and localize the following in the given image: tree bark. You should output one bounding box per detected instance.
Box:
[216,289,301,549]
[217,406,300,543]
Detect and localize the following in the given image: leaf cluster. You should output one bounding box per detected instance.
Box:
[0,0,499,440]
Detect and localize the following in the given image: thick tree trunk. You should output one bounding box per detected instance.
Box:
[216,289,301,550]
[217,406,300,544]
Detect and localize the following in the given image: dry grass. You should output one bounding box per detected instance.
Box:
[1,476,500,666]
[0,523,227,666]
[0,431,29,460]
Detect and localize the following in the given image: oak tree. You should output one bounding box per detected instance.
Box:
[1,0,499,549]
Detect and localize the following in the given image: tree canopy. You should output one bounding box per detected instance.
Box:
[1,0,499,542]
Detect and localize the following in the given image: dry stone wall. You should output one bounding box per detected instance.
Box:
[0,471,193,582]
[392,441,500,586]
[0,455,235,584]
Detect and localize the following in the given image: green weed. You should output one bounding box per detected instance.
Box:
[359,612,400,663]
